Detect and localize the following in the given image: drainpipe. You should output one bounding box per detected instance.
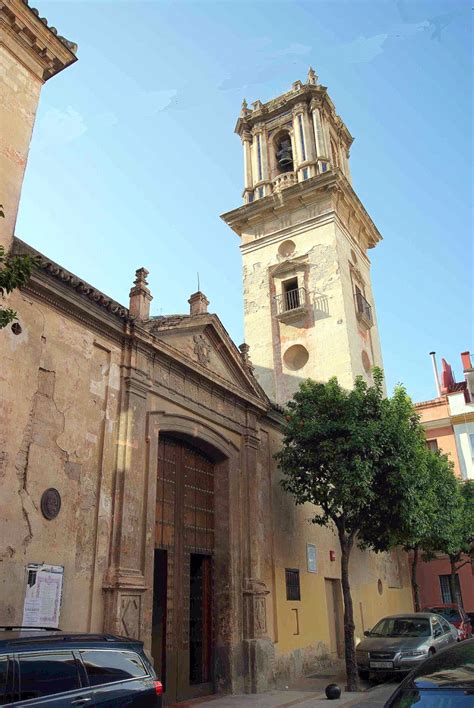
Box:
[429,352,442,398]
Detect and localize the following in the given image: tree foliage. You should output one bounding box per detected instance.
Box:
[424,478,474,602]
[276,368,429,690]
[0,244,37,328]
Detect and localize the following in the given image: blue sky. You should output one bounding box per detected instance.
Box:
[16,0,472,402]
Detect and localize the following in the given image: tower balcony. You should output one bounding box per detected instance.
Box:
[272,171,298,194]
[275,287,308,321]
[355,290,373,329]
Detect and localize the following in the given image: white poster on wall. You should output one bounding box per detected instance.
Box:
[307,543,317,573]
[22,564,64,628]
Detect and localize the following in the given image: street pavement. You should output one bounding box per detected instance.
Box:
[170,671,398,707]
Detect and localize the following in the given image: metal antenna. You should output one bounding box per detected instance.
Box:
[197,272,200,292]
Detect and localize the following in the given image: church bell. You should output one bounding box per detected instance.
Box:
[276,138,293,171]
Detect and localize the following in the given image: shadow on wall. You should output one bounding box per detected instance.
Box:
[313,294,330,321]
[253,365,306,406]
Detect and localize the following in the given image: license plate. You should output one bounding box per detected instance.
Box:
[370,661,393,669]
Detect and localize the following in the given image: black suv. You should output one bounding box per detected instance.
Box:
[0,628,162,706]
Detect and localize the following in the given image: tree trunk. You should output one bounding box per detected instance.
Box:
[449,555,458,604]
[339,531,358,692]
[411,546,421,611]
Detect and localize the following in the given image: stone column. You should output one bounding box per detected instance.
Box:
[103,352,152,645]
[242,130,253,192]
[241,428,274,693]
[311,101,330,173]
[292,103,307,168]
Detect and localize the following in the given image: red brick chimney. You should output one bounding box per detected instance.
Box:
[461,351,472,372]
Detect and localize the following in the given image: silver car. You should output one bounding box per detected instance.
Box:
[356,613,458,679]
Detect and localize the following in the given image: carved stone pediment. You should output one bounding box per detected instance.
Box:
[144,315,269,407]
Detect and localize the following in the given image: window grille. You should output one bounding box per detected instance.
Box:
[439,574,462,605]
[285,568,301,601]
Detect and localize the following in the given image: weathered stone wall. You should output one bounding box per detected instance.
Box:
[0,44,41,250]
[0,288,121,631]
[241,200,358,403]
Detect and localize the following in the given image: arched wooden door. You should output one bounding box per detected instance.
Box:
[152,436,215,704]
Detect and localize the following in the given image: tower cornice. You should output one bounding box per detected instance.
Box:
[220,170,382,250]
[0,0,77,81]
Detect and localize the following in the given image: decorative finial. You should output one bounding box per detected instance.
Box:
[241,98,250,117]
[129,267,152,321]
[307,66,318,85]
[133,267,149,287]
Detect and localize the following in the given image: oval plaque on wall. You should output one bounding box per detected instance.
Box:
[41,488,61,520]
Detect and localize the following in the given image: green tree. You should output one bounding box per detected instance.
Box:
[276,369,428,691]
[0,207,37,328]
[426,479,474,604]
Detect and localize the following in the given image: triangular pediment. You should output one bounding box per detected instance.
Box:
[144,314,269,407]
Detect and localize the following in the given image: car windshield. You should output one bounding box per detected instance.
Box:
[369,617,430,638]
[427,607,461,622]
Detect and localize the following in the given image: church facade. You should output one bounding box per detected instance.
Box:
[0,1,413,703]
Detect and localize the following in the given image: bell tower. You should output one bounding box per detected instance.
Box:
[222,69,384,404]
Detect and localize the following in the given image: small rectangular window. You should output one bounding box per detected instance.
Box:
[285,568,301,601]
[18,652,80,701]
[302,167,309,180]
[80,650,148,687]
[426,439,438,452]
[439,574,462,605]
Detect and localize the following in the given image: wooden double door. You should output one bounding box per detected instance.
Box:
[152,437,215,704]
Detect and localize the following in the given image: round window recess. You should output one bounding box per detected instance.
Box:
[350,248,358,264]
[361,350,371,373]
[278,240,296,258]
[377,579,383,595]
[283,344,309,371]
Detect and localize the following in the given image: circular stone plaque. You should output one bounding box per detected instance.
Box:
[41,488,61,520]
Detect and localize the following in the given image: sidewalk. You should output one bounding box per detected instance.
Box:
[171,672,397,707]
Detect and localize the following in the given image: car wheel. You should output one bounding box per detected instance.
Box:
[428,648,436,655]
[358,670,370,681]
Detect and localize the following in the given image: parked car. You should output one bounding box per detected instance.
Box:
[384,637,474,706]
[0,627,162,706]
[422,603,472,641]
[356,613,458,680]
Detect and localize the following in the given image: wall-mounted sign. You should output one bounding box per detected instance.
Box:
[306,543,317,573]
[22,564,64,628]
[41,488,61,520]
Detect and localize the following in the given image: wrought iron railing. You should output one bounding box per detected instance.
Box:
[355,290,373,324]
[275,287,307,315]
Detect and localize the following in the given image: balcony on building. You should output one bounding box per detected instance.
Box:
[355,288,373,329]
[275,280,308,322]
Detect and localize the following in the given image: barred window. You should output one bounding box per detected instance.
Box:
[439,574,462,605]
[285,568,301,601]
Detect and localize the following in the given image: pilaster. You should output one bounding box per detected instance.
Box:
[103,367,152,642]
[240,430,274,692]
